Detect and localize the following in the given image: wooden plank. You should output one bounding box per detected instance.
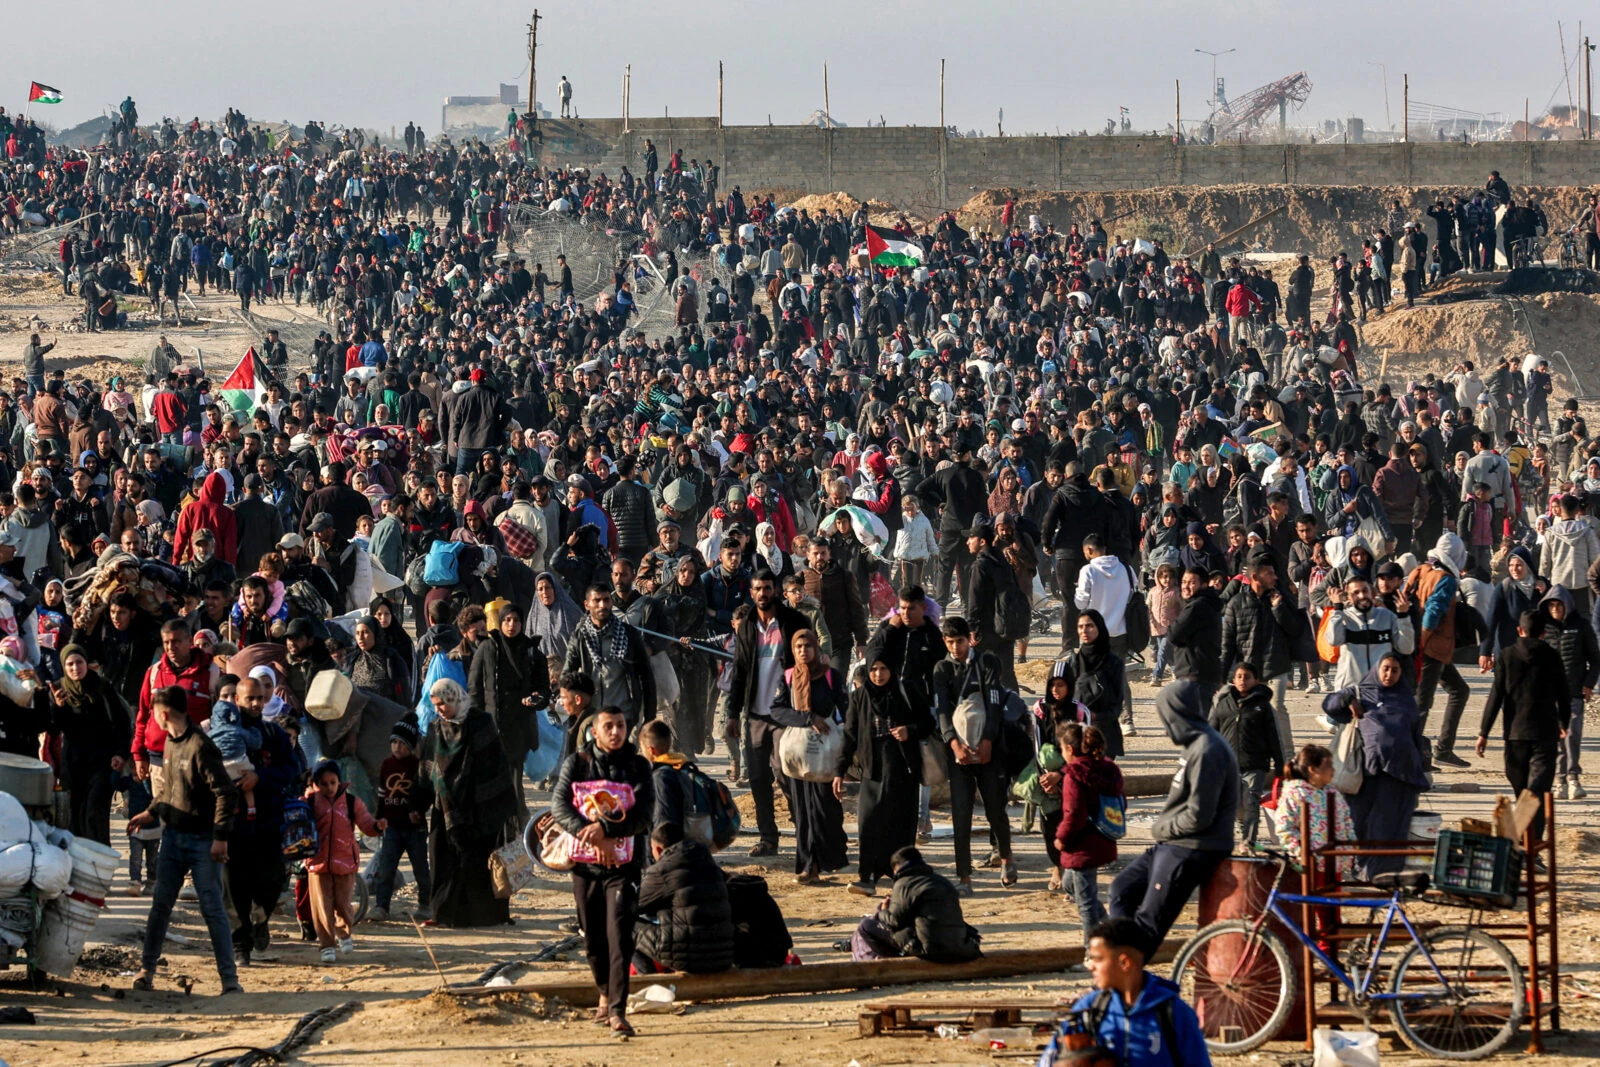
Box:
[444,941,1178,1007]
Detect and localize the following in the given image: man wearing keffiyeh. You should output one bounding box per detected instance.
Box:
[562,583,656,727]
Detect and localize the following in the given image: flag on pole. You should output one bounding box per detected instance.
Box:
[27,83,62,105]
[219,347,270,416]
[861,224,923,268]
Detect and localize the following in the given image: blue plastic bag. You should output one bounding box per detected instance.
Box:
[523,712,565,783]
[415,653,467,735]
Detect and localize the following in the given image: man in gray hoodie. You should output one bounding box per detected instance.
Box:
[1109,681,1239,949]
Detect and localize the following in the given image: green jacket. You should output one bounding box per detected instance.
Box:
[1012,742,1065,812]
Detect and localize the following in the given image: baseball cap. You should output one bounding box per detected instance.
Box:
[285,617,316,640]
[278,533,305,550]
[306,513,336,533]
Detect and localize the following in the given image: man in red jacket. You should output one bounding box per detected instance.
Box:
[151,375,187,445]
[133,619,220,793]
[1224,279,1263,353]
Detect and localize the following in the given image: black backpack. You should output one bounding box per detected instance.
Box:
[992,565,1032,643]
[677,761,742,852]
[725,873,792,968]
[1121,562,1151,651]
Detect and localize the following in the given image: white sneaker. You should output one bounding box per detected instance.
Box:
[338,936,354,955]
[1573,777,1589,799]
[1316,714,1339,735]
[320,947,338,964]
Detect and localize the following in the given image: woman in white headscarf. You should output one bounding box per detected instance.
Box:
[753,522,793,582]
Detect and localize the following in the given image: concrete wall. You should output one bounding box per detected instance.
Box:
[526,118,1600,208]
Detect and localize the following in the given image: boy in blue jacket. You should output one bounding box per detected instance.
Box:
[1039,917,1212,1067]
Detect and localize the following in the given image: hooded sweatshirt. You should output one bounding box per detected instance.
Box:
[1542,515,1600,593]
[1074,553,1133,637]
[173,471,238,565]
[1150,681,1239,852]
[1539,585,1600,696]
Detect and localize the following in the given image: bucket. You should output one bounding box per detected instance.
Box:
[67,838,120,898]
[1406,811,1444,870]
[33,892,102,978]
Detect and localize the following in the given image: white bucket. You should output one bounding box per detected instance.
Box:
[33,892,102,977]
[66,838,119,898]
[1406,812,1444,870]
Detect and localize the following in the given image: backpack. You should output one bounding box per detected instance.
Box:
[1091,792,1128,840]
[405,555,430,597]
[992,567,1031,642]
[423,540,467,585]
[1121,563,1151,651]
[725,873,793,969]
[678,761,742,851]
[281,798,318,860]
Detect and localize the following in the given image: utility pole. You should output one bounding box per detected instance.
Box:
[624,64,631,132]
[1174,79,1180,141]
[526,10,540,133]
[939,58,945,133]
[823,63,830,127]
[1587,36,1595,139]
[1402,73,1409,143]
[1194,47,1235,110]
[718,61,724,128]
[1367,61,1391,133]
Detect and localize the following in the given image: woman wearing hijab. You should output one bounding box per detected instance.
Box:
[753,521,793,584]
[420,677,518,927]
[47,643,132,843]
[771,629,849,884]
[1055,609,1127,758]
[987,466,1022,519]
[833,656,925,896]
[1323,464,1390,542]
[659,555,714,756]
[1480,545,1548,665]
[349,615,411,706]
[1178,522,1226,575]
[1321,653,1431,877]
[528,571,583,670]
[468,602,550,821]
[368,594,414,685]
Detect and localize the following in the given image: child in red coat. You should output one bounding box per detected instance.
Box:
[305,760,384,964]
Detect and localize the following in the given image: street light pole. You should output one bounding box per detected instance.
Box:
[1368,60,1391,133]
[1194,47,1236,110]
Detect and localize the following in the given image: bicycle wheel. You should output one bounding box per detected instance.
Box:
[1388,925,1524,1060]
[1171,919,1297,1054]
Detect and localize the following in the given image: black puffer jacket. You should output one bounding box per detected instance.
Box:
[1041,474,1113,556]
[1221,584,1305,680]
[603,478,656,558]
[635,840,735,974]
[882,859,981,963]
[1169,587,1224,687]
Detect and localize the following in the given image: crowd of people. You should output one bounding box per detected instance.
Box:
[1,106,1590,1057]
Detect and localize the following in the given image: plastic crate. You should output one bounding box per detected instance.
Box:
[1431,829,1520,903]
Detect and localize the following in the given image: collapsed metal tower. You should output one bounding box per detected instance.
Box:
[1209,72,1313,138]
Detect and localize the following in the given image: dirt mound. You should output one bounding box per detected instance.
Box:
[777,191,921,224]
[957,184,1600,258]
[1362,291,1600,398]
[413,989,569,1025]
[1562,829,1600,855]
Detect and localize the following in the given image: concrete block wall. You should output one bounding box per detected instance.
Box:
[525,118,1600,208]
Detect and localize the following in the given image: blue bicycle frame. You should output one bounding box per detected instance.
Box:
[1251,882,1450,1003]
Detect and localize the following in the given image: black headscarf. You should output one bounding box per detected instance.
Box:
[1077,608,1111,673]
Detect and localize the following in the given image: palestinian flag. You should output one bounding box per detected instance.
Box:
[220,347,271,416]
[862,225,923,268]
[27,82,62,105]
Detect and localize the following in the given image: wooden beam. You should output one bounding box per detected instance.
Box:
[1179,203,1287,259]
[1123,772,1176,798]
[443,942,1177,1006]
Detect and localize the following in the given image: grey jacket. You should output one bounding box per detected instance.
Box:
[1150,682,1239,853]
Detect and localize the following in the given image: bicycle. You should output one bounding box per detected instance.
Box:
[1170,854,1524,1060]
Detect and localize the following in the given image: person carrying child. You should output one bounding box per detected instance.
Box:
[304,759,385,964]
[367,721,432,922]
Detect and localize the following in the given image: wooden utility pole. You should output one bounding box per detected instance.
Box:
[526,10,540,132]
[1587,36,1595,139]
[823,63,831,126]
[1175,79,1181,140]
[718,61,724,128]
[1402,73,1409,142]
[939,58,946,132]
[624,64,631,132]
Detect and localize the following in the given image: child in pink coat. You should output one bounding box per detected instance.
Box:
[305,760,385,963]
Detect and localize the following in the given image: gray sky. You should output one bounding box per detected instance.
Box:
[21,1,1589,137]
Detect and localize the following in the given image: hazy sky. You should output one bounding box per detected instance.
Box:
[19,1,1591,137]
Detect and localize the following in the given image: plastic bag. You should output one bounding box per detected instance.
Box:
[0,791,28,846]
[415,653,468,735]
[1331,721,1365,795]
[777,723,845,783]
[1312,1028,1380,1067]
[626,984,678,1014]
[27,823,72,899]
[523,712,566,784]
[650,651,680,709]
[489,838,536,899]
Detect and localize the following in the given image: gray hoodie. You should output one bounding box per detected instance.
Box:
[1150,681,1240,853]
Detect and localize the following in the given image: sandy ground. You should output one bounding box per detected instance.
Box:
[1,260,1599,1064]
[3,623,1599,1066]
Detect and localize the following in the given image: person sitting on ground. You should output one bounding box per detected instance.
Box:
[1040,916,1213,1067]
[849,845,981,963]
[632,822,736,975]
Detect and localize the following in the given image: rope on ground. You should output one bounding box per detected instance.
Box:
[454,933,586,987]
